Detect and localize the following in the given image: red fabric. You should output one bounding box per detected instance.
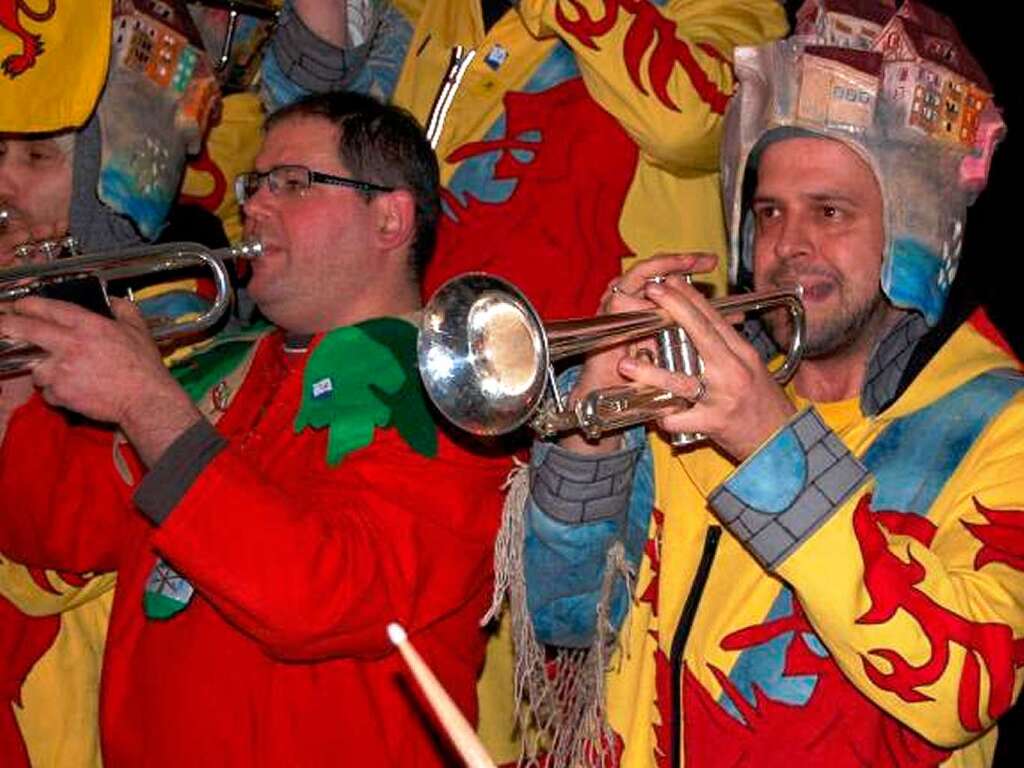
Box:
[424,79,636,323]
[0,332,509,767]
[968,307,1021,365]
[0,598,58,768]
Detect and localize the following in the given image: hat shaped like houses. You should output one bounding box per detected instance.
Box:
[722,0,1005,325]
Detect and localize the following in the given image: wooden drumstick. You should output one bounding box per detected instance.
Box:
[387,622,497,768]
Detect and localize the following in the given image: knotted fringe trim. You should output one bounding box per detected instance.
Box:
[485,462,634,768]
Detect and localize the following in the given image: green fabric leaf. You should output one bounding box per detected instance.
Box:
[295,317,437,465]
[361,319,438,459]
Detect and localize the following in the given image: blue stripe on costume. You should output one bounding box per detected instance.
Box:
[863,369,1024,514]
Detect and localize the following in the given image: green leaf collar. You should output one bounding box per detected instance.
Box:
[294,317,438,465]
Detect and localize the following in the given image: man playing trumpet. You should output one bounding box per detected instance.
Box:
[0,4,225,761]
[515,4,1023,766]
[0,91,509,766]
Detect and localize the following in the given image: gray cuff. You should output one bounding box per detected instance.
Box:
[531,443,642,525]
[134,419,227,526]
[709,409,868,569]
[270,5,367,93]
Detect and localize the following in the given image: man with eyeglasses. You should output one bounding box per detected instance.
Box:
[0,91,510,766]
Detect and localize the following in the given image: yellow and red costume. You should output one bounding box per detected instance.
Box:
[262,0,788,317]
[526,313,1024,767]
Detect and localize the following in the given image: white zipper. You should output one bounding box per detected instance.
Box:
[425,46,477,150]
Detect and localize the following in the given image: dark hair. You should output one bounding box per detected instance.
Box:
[265,91,440,281]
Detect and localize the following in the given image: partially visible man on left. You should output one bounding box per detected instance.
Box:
[0,90,509,766]
[0,4,225,765]
[0,66,226,768]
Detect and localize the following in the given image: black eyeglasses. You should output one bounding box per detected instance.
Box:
[235,164,394,203]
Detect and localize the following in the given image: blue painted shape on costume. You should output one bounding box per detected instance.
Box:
[525,367,652,648]
[723,427,807,514]
[719,589,819,723]
[802,632,829,658]
[443,44,579,219]
[442,114,519,218]
[862,369,1024,515]
[883,237,947,327]
[136,290,210,321]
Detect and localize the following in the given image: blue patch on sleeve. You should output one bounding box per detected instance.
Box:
[524,367,651,647]
[724,427,807,514]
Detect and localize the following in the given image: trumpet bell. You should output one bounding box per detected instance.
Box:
[418,273,549,436]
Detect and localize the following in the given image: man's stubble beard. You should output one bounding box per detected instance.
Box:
[800,290,887,358]
[764,272,888,360]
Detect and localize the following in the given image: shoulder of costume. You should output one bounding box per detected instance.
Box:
[294,314,439,466]
[169,319,275,404]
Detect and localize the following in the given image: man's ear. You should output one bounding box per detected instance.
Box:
[372,189,416,253]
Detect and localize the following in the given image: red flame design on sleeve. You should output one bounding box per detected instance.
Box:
[853,495,1024,732]
[962,497,1024,573]
[553,0,732,114]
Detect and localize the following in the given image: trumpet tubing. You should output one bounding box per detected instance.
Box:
[0,240,261,376]
[418,273,804,441]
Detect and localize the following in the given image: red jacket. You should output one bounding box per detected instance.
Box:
[0,331,509,766]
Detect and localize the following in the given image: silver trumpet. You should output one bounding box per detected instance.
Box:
[0,240,261,376]
[418,273,804,444]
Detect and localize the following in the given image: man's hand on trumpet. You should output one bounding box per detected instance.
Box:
[616,259,796,462]
[560,252,718,455]
[0,296,203,466]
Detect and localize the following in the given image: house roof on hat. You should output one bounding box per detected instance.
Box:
[890,1,990,90]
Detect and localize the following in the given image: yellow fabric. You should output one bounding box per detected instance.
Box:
[390,0,787,298]
[606,321,1024,766]
[0,0,111,131]
[0,557,114,768]
[181,91,265,244]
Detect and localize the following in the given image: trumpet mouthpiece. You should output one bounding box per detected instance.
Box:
[231,240,263,260]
